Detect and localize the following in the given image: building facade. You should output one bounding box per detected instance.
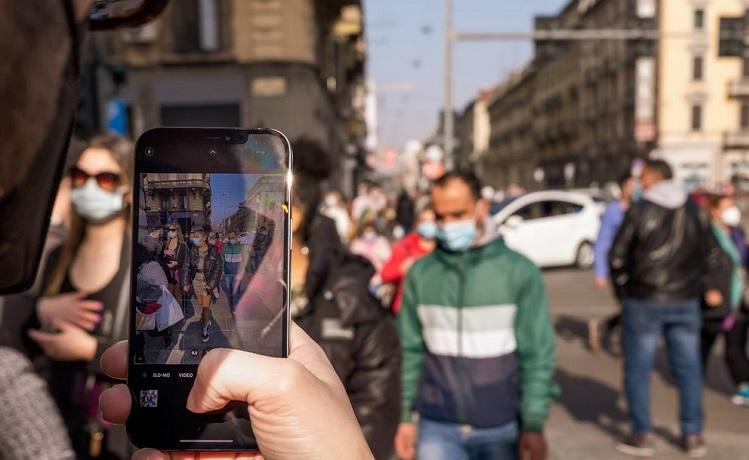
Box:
[143,173,211,232]
[482,0,746,190]
[93,0,366,192]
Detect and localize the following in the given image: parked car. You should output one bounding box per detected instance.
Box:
[491,191,602,269]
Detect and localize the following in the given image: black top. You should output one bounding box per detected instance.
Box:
[48,237,130,436]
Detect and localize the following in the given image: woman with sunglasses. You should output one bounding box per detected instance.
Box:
[162,223,190,303]
[28,135,133,460]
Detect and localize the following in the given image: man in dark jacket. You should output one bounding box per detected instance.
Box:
[291,178,401,459]
[609,159,722,458]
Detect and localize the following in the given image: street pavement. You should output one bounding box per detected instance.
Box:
[143,289,241,364]
[544,268,749,459]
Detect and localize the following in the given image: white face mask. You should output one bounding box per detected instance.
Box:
[721,206,742,227]
[71,179,125,223]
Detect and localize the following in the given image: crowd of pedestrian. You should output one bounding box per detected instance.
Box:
[2,128,746,460]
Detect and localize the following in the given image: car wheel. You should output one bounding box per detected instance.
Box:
[575,241,594,269]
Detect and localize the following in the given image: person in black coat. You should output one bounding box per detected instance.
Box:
[290,176,401,459]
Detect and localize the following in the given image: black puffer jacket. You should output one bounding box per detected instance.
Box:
[609,181,721,301]
[295,216,401,460]
[188,243,223,291]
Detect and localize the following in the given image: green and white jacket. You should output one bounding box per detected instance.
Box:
[397,237,559,432]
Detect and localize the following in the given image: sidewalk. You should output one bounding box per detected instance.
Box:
[544,269,749,459]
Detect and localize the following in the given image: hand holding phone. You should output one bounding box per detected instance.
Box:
[128,128,291,451]
[101,325,373,460]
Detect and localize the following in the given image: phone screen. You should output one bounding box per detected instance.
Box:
[127,128,290,451]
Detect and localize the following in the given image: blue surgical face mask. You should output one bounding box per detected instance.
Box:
[417,221,438,239]
[437,219,477,252]
[228,238,237,244]
[71,179,125,223]
[191,238,202,246]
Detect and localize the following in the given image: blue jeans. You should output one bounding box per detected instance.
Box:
[622,297,703,436]
[223,274,238,311]
[417,417,518,460]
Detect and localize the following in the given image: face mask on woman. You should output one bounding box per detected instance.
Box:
[167,230,177,239]
[71,179,125,223]
[417,221,438,239]
[191,238,202,247]
[721,206,742,227]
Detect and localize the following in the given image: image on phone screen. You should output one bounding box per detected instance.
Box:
[127,128,290,451]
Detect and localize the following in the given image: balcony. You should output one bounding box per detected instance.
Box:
[728,79,749,98]
[144,178,209,190]
[724,130,749,148]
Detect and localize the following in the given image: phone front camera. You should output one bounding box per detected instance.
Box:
[145,147,155,157]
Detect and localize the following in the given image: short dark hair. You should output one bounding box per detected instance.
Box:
[644,159,673,180]
[433,171,483,200]
[617,172,632,188]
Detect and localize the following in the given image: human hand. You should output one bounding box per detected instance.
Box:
[167,261,178,269]
[594,277,608,290]
[99,324,373,460]
[28,320,97,361]
[394,422,416,460]
[519,432,547,460]
[37,292,102,331]
[705,289,723,308]
[183,285,191,293]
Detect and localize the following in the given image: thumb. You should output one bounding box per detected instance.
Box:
[186,348,294,413]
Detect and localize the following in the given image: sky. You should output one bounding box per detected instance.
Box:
[364,0,569,149]
[210,174,259,225]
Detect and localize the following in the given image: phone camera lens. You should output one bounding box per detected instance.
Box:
[145,147,155,157]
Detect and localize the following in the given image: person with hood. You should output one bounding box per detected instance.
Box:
[609,159,722,458]
[700,194,749,406]
[290,176,401,460]
[395,171,558,460]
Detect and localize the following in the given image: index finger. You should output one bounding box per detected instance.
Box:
[101,340,128,380]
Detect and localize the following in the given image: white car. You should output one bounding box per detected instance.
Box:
[491,191,602,269]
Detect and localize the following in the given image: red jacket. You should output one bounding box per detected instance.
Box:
[380,233,432,314]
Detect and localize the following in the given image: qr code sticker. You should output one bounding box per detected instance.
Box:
[140,390,158,408]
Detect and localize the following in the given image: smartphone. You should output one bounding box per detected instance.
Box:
[127,128,291,451]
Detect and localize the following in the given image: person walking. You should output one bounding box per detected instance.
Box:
[380,204,437,315]
[221,230,244,312]
[351,222,392,273]
[394,171,558,460]
[187,229,222,343]
[700,194,749,406]
[321,189,353,243]
[290,178,401,459]
[588,172,635,350]
[162,223,190,303]
[609,159,722,458]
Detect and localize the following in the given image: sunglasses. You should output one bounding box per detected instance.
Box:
[70,166,122,192]
[165,227,177,232]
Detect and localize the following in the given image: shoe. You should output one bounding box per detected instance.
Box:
[730,384,749,406]
[201,325,210,343]
[616,434,655,457]
[588,318,602,351]
[682,434,706,458]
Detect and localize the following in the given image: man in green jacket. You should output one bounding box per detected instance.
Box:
[394,172,558,460]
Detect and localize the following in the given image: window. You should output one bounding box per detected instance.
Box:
[694,8,704,30]
[512,203,545,221]
[741,102,749,129]
[691,104,703,131]
[546,201,584,216]
[692,56,703,81]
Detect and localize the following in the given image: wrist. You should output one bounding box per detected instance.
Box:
[81,334,98,361]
